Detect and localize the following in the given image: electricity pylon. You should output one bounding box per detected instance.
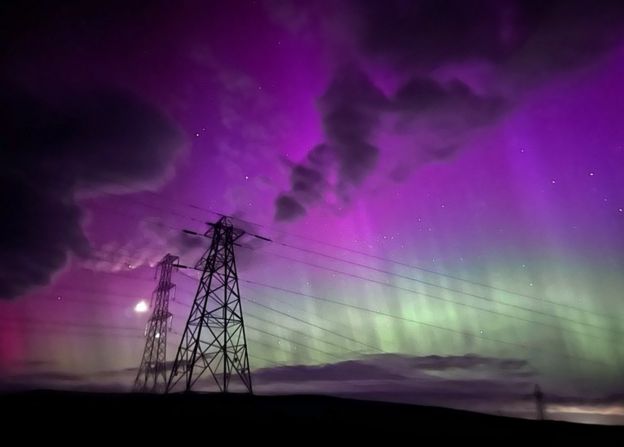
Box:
[133,253,178,393]
[534,384,546,420]
[166,216,260,393]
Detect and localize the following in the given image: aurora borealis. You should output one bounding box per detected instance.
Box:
[1,0,623,424]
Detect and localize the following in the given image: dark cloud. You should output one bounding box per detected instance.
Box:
[389,353,531,372]
[273,0,624,221]
[500,1,624,82]
[255,353,534,384]
[274,145,332,221]
[545,392,624,406]
[0,85,185,299]
[143,219,207,262]
[389,77,508,172]
[15,360,53,369]
[275,195,307,221]
[274,66,386,220]
[264,0,316,35]
[315,66,386,194]
[351,0,515,70]
[250,353,539,413]
[248,353,620,421]
[291,165,326,202]
[254,360,407,383]
[0,371,86,391]
[274,69,505,220]
[393,78,506,127]
[351,0,624,79]
[8,371,84,383]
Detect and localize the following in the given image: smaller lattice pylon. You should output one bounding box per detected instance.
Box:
[534,384,546,421]
[133,254,179,393]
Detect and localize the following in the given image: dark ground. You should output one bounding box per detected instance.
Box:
[1,390,622,439]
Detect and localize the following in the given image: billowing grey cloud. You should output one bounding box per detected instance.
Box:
[0,84,185,299]
[351,0,624,79]
[351,0,513,70]
[275,195,307,221]
[254,359,407,383]
[275,66,386,220]
[6,371,84,383]
[247,353,623,422]
[254,353,535,384]
[250,352,538,415]
[275,68,506,219]
[376,353,531,373]
[273,0,624,221]
[392,78,506,127]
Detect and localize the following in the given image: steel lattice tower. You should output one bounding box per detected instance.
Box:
[133,253,179,393]
[534,384,546,420]
[166,216,253,393]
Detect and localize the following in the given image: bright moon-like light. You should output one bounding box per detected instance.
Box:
[155,333,160,339]
[134,300,149,313]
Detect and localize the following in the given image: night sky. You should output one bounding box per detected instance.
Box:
[1,0,623,424]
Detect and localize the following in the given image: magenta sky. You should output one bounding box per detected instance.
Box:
[1,1,623,424]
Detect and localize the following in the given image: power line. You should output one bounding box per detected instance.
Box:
[170,328,319,364]
[90,222,623,340]
[0,317,141,333]
[89,234,622,340]
[175,245,619,362]
[245,311,360,355]
[250,289,387,353]
[0,323,144,339]
[30,294,132,309]
[241,279,611,368]
[73,177,620,366]
[73,267,158,284]
[248,353,288,368]
[80,177,618,325]
[244,297,383,354]
[178,220,619,341]
[84,187,204,226]
[227,215,617,321]
[245,324,341,361]
[274,241,618,324]
[46,286,151,300]
[88,228,620,364]
[171,296,363,362]
[245,248,621,341]
[84,185,618,324]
